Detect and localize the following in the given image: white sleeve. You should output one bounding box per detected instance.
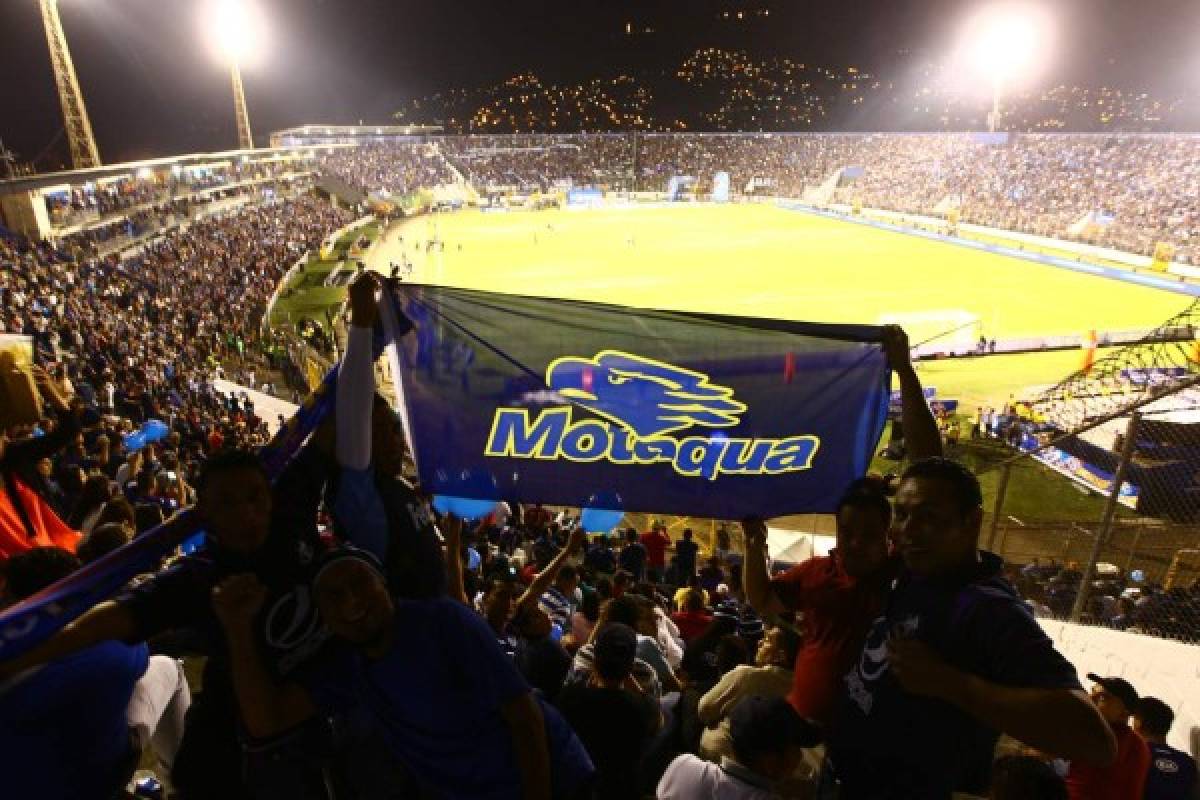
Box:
[335,325,374,470]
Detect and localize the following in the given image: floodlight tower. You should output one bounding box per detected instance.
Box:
[230,61,254,150]
[205,1,265,150]
[38,0,102,168]
[961,4,1053,132]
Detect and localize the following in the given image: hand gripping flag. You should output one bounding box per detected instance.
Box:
[381,284,891,519]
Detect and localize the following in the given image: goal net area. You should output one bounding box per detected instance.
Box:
[877,309,983,356]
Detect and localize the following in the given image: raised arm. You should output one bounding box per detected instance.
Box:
[741,518,785,617]
[212,574,316,740]
[441,515,469,605]
[0,600,138,684]
[336,272,379,472]
[517,528,586,609]
[882,326,942,463]
[3,367,81,470]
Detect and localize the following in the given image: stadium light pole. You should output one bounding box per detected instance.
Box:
[203,0,267,150]
[960,4,1053,132]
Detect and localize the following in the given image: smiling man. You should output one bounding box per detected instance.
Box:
[213,547,594,799]
[829,457,1117,799]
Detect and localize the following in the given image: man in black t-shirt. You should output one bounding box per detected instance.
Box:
[830,458,1117,799]
[0,447,330,799]
[558,623,661,799]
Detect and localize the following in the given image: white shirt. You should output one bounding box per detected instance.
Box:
[656,754,778,800]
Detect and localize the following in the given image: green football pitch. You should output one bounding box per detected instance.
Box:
[376,203,1191,342]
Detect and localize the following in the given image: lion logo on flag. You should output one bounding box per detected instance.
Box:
[545,350,747,438]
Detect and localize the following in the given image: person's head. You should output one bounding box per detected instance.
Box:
[1,546,80,605]
[483,576,519,630]
[512,603,553,639]
[77,522,132,564]
[715,633,749,675]
[196,448,271,555]
[624,528,638,544]
[891,458,983,577]
[755,625,801,668]
[36,457,53,479]
[1131,696,1174,743]
[682,528,693,541]
[313,548,394,651]
[1087,674,1139,726]
[78,474,114,511]
[728,695,821,780]
[580,588,601,623]
[593,622,637,684]
[988,755,1067,800]
[134,502,165,534]
[835,476,893,578]
[612,570,632,597]
[555,564,579,593]
[95,497,136,531]
[683,588,706,613]
[605,594,655,636]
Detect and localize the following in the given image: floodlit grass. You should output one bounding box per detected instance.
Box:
[381,204,1190,340]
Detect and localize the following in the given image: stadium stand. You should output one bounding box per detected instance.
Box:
[2,138,1198,799]
[321,133,1200,265]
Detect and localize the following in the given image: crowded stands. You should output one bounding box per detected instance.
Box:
[0,139,1195,798]
[4,256,1194,799]
[323,133,1200,265]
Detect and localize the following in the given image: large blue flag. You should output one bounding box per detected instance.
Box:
[386,284,891,519]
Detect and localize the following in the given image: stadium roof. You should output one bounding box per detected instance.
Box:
[271,124,443,138]
[0,145,351,195]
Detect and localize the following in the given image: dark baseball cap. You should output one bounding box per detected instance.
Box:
[728,696,822,762]
[594,623,638,681]
[1087,673,1139,710]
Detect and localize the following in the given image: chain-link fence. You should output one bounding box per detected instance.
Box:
[981,401,1200,644]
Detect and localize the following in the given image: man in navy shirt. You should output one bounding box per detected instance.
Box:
[1133,696,1199,800]
[830,458,1117,798]
[213,546,594,799]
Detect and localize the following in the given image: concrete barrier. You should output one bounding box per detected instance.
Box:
[1042,619,1200,759]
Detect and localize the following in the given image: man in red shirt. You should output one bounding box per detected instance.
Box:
[741,325,941,727]
[670,588,713,644]
[743,480,894,726]
[1066,675,1151,800]
[640,521,671,584]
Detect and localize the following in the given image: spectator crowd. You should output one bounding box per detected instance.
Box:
[2,258,1195,800]
[324,133,1200,265]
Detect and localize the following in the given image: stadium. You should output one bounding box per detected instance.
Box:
[1,1,1199,799]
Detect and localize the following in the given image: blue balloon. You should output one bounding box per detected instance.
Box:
[432,468,499,521]
[141,419,169,443]
[581,508,624,532]
[433,495,498,520]
[123,432,148,452]
[581,490,624,532]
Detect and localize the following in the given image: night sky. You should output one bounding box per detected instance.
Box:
[1,0,1198,166]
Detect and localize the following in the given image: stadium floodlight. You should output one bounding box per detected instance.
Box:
[203,0,267,68]
[200,0,267,149]
[957,3,1054,131]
